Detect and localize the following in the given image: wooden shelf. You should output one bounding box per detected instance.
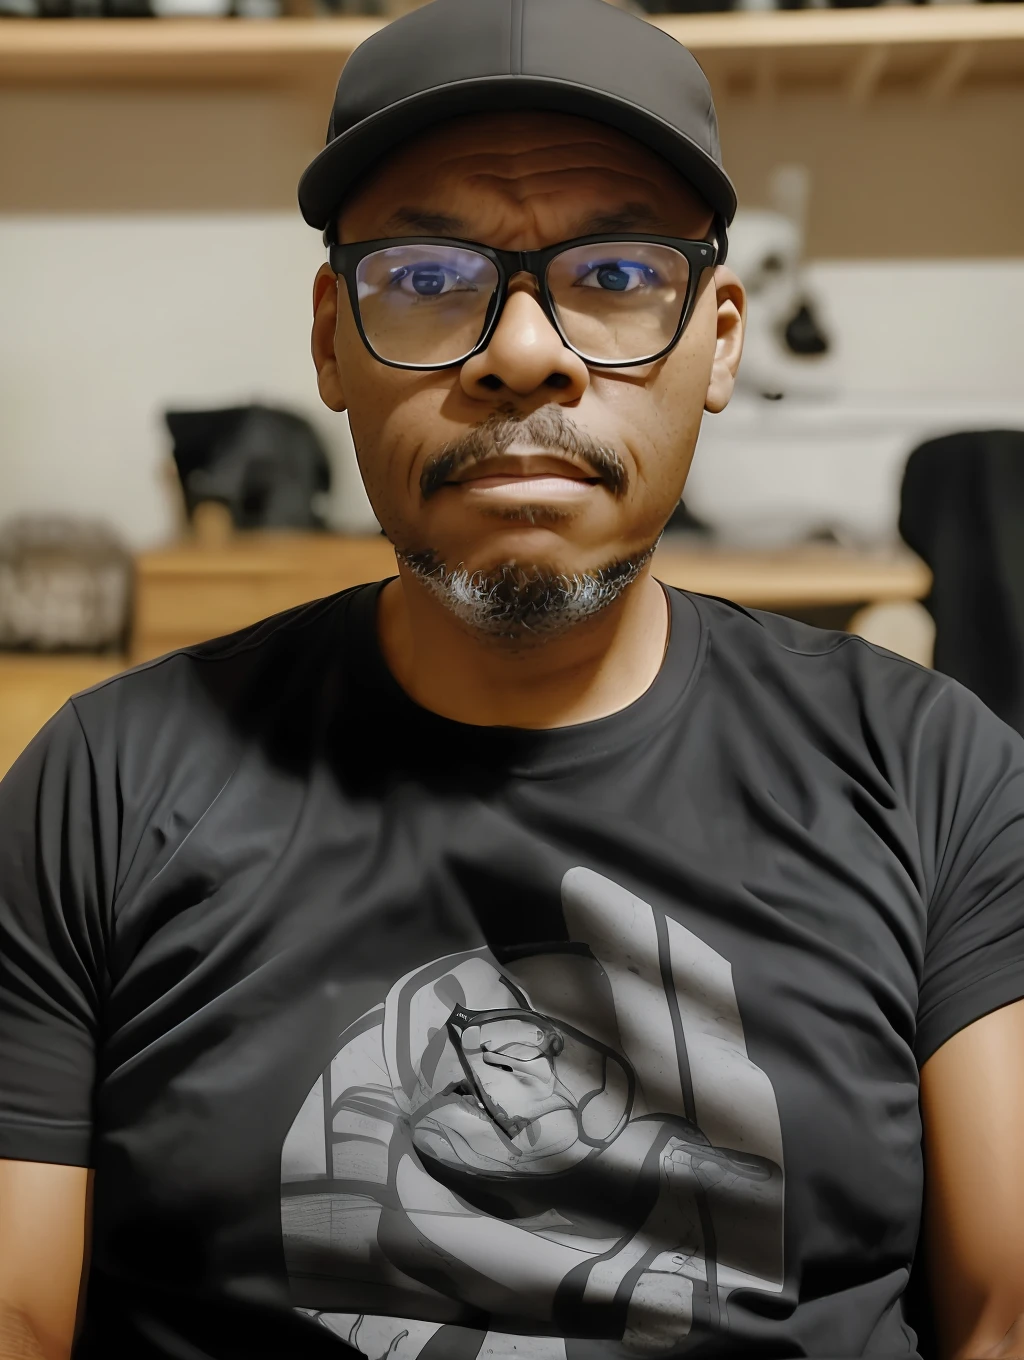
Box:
[1,7,1022,95]
[652,539,931,611]
[129,531,931,661]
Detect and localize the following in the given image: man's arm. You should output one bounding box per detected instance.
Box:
[0,1161,91,1360]
[920,998,1024,1360]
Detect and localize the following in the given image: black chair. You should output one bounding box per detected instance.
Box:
[899,429,1024,737]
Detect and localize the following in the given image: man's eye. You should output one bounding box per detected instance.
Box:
[389,265,473,297]
[577,261,658,292]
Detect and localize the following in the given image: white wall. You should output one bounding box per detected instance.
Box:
[1,212,1022,548]
[802,259,1024,400]
[0,212,375,546]
[683,258,1024,546]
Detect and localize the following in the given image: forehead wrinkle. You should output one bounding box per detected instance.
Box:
[348,126,712,241]
[429,149,678,197]
[435,176,706,245]
[464,166,673,199]
[428,136,662,172]
[428,164,695,222]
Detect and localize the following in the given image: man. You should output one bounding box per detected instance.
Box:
[0,1,1022,1358]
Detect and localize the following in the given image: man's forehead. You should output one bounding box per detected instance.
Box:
[385,109,661,170]
[342,111,711,238]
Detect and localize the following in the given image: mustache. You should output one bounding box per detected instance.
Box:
[419,408,628,501]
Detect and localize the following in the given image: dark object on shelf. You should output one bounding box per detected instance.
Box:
[899,429,1024,737]
[783,301,830,357]
[0,516,132,653]
[632,0,732,11]
[165,404,332,532]
[30,0,154,11]
[105,0,153,14]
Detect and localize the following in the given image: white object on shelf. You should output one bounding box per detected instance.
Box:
[685,394,1024,550]
[236,0,281,14]
[152,0,231,16]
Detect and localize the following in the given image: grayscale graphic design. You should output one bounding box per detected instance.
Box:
[281,867,785,1358]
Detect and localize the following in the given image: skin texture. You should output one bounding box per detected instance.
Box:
[0,1161,90,1359]
[311,111,745,729]
[920,999,1024,1360]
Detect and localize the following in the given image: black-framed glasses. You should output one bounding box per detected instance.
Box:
[328,233,719,371]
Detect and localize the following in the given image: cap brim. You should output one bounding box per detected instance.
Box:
[298,75,737,236]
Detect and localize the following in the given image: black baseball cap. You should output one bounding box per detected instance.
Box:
[298,0,736,259]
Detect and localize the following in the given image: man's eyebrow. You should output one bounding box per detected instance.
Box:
[383,207,467,236]
[570,203,666,235]
[381,203,667,239]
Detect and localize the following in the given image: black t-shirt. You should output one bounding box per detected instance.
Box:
[2,579,1024,1360]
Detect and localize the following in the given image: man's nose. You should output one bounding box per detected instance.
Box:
[459,281,590,403]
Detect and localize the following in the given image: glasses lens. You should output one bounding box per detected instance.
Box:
[546,241,691,363]
[355,244,499,367]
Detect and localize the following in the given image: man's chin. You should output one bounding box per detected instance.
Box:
[394,539,662,642]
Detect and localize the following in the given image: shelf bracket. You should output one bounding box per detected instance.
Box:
[754,51,776,104]
[925,42,977,101]
[846,44,889,106]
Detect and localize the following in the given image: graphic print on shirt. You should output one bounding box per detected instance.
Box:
[280,867,785,1359]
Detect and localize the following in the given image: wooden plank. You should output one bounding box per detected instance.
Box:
[1,8,1022,84]
[654,4,1024,53]
[651,542,931,610]
[131,533,398,661]
[0,16,380,83]
[130,534,931,661]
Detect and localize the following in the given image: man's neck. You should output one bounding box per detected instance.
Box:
[375,567,671,731]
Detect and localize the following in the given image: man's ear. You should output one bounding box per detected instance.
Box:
[312,263,348,413]
[704,266,746,415]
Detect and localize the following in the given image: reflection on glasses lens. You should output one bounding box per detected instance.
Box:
[546,241,690,364]
[355,244,499,367]
[353,240,691,367]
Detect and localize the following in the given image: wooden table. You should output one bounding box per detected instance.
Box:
[130,533,400,663]
[0,534,931,778]
[130,532,931,662]
[653,538,930,613]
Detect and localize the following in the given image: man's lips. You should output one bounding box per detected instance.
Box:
[448,473,599,498]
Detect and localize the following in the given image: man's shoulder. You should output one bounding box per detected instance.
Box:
[682,587,1024,778]
[681,587,957,733]
[685,588,931,678]
[70,582,376,755]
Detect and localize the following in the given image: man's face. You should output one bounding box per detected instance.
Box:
[312,111,742,599]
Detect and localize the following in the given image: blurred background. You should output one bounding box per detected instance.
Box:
[1,0,1023,773]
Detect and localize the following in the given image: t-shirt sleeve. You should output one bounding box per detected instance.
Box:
[0,701,115,1166]
[913,679,1024,1067]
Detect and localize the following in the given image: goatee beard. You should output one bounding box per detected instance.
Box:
[394,539,662,643]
